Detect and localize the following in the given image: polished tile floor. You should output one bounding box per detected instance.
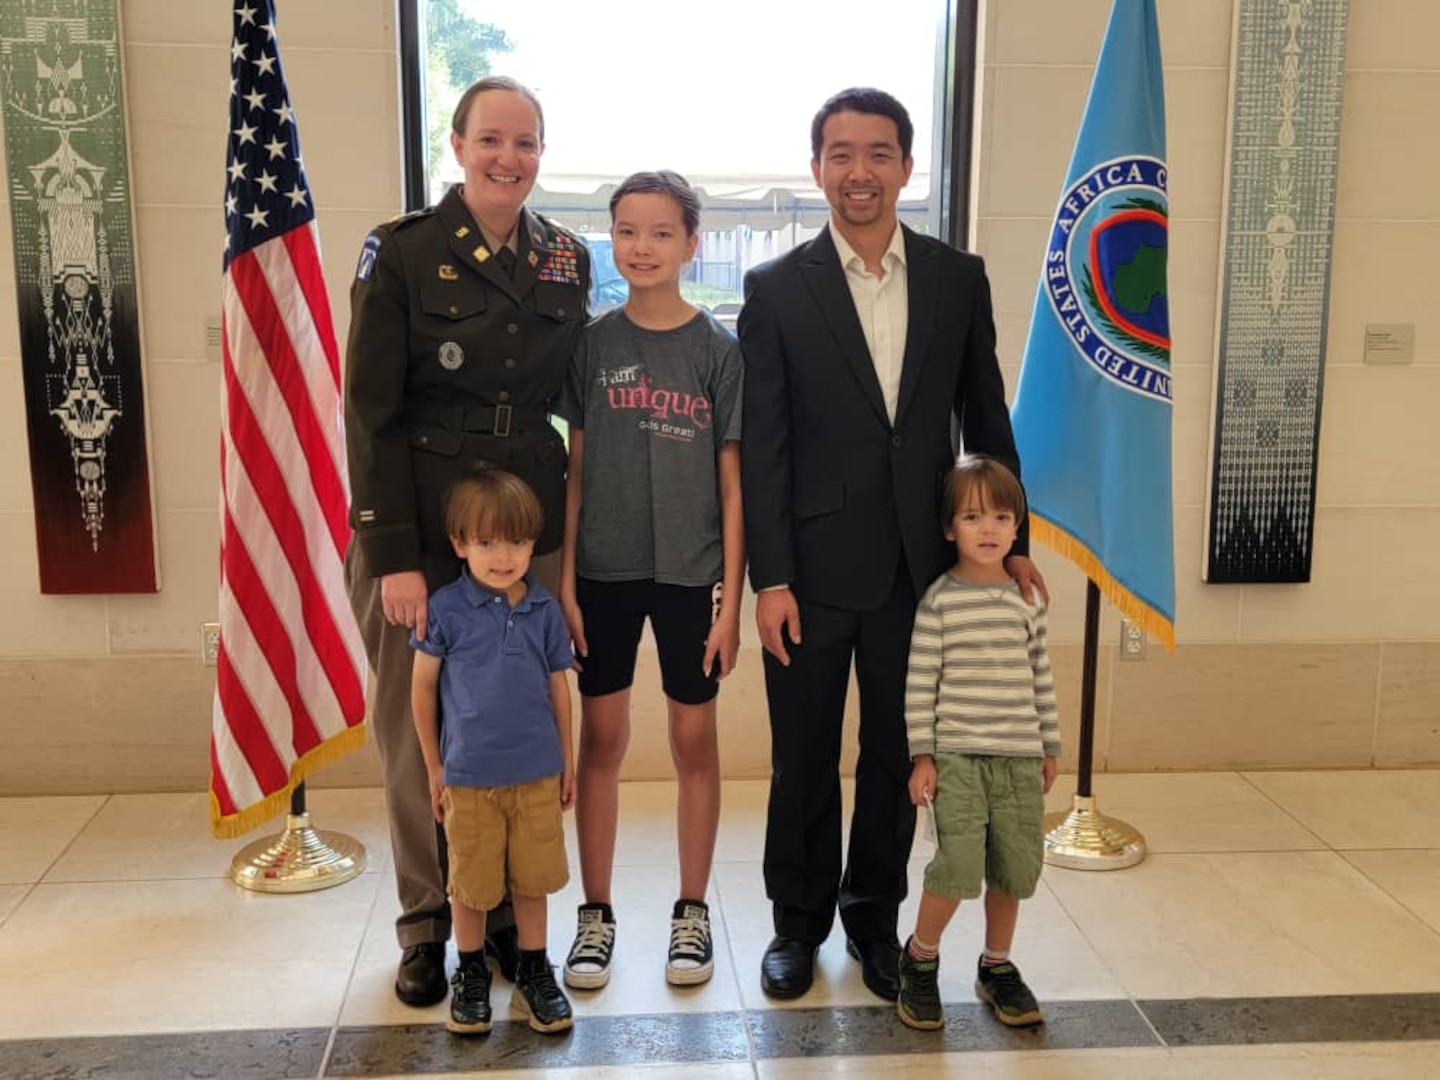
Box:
[3,770,1440,1077]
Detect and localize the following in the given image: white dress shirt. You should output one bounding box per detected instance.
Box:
[830,220,909,423]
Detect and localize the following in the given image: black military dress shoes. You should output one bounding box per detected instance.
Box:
[760,935,819,999]
[846,937,902,1001]
[395,941,448,1006]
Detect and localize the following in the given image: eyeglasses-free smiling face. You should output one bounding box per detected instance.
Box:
[610,192,699,293]
[450,89,543,231]
[811,109,914,235]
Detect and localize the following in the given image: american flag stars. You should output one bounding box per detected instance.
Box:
[223,3,310,264]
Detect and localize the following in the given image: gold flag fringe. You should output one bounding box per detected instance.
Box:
[1031,515,1175,653]
[209,723,369,839]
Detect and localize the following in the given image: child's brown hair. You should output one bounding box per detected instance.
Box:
[444,467,544,543]
[941,455,1026,526]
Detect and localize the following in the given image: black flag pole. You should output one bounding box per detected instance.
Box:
[1041,580,1146,870]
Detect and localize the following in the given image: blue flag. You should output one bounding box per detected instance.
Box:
[1011,0,1175,651]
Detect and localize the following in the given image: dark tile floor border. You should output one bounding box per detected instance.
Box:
[0,1027,329,1080]
[6,994,1440,1078]
[1140,993,1440,1047]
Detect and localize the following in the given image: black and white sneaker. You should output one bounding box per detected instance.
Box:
[666,899,714,986]
[564,902,616,989]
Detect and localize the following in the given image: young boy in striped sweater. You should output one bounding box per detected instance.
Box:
[897,455,1060,1032]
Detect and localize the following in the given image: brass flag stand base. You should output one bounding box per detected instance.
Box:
[230,785,366,893]
[1043,582,1147,872]
[1044,794,1146,870]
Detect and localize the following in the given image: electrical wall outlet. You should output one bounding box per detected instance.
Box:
[1119,619,1147,661]
[201,623,221,666]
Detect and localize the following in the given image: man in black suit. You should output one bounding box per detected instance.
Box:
[739,88,1047,1002]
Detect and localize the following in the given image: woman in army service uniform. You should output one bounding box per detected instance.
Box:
[343,75,591,1008]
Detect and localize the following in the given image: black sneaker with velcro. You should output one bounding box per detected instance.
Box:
[446,959,492,1035]
[975,958,1043,1026]
[897,946,945,1030]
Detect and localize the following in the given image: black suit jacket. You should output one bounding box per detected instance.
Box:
[739,224,1023,610]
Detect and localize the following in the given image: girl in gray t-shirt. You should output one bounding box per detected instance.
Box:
[553,171,744,994]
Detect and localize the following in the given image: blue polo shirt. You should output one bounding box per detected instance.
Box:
[411,571,573,789]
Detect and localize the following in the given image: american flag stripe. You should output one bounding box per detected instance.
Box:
[220,349,363,730]
[256,235,348,508]
[220,420,347,742]
[211,0,368,838]
[214,646,291,803]
[209,741,241,819]
[231,249,350,554]
[220,521,322,757]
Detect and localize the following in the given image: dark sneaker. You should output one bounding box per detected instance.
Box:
[445,959,492,1035]
[897,946,945,1030]
[564,902,616,989]
[512,957,574,1033]
[975,959,1043,1026]
[666,899,714,986]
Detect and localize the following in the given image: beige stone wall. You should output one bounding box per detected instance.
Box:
[0,0,1435,796]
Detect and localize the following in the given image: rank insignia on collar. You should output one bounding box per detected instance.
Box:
[473,245,491,263]
[438,264,459,281]
[454,225,471,238]
[527,250,539,267]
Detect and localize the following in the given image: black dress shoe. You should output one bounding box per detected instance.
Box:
[395,941,448,1006]
[761,935,818,999]
[846,937,902,1001]
[485,924,520,982]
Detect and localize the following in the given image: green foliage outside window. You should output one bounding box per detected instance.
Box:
[424,0,514,183]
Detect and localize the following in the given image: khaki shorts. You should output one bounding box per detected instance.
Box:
[441,775,569,912]
[923,755,1045,901]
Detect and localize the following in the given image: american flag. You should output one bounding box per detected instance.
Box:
[211,0,368,838]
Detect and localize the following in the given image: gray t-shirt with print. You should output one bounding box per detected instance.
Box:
[556,307,742,586]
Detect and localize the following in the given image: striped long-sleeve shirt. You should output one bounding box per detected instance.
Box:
[904,573,1060,760]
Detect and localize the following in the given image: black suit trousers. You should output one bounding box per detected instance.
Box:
[762,560,918,946]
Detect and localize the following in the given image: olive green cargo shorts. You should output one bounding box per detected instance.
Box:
[923,755,1045,901]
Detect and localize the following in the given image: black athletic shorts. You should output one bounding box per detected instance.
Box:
[574,577,723,706]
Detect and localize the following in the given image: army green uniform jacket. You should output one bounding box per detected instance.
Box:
[344,188,591,580]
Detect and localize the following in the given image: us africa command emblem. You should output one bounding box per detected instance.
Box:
[1045,155,1171,403]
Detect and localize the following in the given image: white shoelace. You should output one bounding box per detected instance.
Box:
[568,919,614,968]
[669,914,711,963]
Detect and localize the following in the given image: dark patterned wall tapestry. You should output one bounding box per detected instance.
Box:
[1,0,157,593]
[1204,0,1349,583]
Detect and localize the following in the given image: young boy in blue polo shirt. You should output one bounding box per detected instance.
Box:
[411,468,576,1035]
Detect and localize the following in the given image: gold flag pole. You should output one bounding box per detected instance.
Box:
[1044,580,1146,870]
[230,782,367,892]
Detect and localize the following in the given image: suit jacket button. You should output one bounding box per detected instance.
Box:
[507,323,519,334]
[556,307,566,317]
[504,358,516,369]
[498,390,511,402]
[891,435,902,448]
